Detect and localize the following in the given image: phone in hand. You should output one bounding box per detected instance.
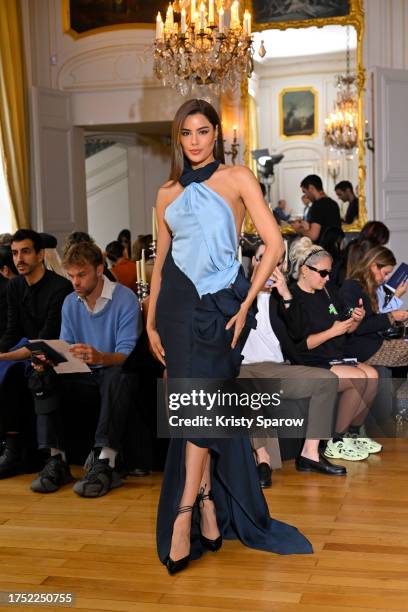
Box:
[339,306,354,321]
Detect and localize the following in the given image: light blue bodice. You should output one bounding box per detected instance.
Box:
[164,182,240,297]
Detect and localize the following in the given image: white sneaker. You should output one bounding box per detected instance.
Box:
[344,432,382,454]
[324,438,369,461]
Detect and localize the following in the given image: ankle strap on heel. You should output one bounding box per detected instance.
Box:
[177,504,194,515]
[197,485,213,508]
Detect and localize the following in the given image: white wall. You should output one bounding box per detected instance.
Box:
[255,51,358,216]
[86,144,129,249]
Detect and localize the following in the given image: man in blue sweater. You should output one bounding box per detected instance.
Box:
[30,241,142,497]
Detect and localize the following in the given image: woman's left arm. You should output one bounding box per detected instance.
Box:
[226,166,284,348]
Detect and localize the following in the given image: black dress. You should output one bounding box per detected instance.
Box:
[155,165,312,564]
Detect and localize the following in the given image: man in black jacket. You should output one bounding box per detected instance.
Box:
[0,229,71,478]
[239,244,344,487]
[0,245,18,338]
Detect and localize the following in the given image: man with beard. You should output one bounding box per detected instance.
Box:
[0,229,71,478]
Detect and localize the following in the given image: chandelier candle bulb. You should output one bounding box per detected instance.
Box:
[199,2,205,30]
[233,124,237,141]
[209,0,214,24]
[190,0,196,23]
[243,10,251,35]
[181,8,186,33]
[156,12,163,39]
[238,245,242,264]
[218,6,224,33]
[165,3,174,29]
[136,260,141,284]
[231,1,239,29]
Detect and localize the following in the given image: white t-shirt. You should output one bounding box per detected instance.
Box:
[242,292,284,365]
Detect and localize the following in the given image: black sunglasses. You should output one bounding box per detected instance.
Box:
[306,264,330,278]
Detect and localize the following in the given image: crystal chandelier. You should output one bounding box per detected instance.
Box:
[324,27,358,152]
[153,1,254,96]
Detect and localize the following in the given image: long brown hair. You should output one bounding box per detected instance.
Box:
[169,99,225,183]
[348,245,396,311]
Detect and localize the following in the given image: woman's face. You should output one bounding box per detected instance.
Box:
[370,262,394,286]
[180,113,217,166]
[301,255,332,291]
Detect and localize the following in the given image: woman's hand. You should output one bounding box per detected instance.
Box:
[390,309,408,322]
[330,319,354,337]
[270,267,291,300]
[351,298,365,323]
[395,280,408,298]
[226,304,249,349]
[147,327,166,365]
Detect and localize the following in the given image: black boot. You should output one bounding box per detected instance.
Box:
[0,435,23,479]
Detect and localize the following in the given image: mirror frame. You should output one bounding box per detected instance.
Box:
[243,0,366,233]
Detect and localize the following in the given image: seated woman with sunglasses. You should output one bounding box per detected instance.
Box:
[282,238,380,461]
[340,245,408,367]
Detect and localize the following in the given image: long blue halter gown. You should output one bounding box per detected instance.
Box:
[155,166,313,564]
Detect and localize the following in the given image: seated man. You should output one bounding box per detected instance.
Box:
[240,243,345,488]
[30,241,142,497]
[0,229,72,478]
[273,199,291,225]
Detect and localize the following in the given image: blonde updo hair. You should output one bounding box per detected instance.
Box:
[289,237,332,280]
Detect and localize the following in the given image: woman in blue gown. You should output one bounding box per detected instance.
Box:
[147,99,313,575]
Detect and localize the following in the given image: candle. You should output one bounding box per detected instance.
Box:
[218,6,224,32]
[152,207,157,241]
[209,0,214,23]
[181,7,186,33]
[141,249,146,283]
[243,10,251,35]
[136,260,141,283]
[156,12,163,39]
[231,1,239,28]
[238,245,242,264]
[233,124,237,141]
[199,2,205,29]
[190,0,196,22]
[165,2,174,29]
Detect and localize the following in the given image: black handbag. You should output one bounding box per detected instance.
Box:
[378,325,405,340]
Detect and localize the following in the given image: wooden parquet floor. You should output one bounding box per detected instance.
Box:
[0,439,408,612]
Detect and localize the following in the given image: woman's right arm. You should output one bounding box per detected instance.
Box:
[146,188,172,365]
[306,319,353,349]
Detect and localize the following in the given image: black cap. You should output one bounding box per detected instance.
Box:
[40,233,58,249]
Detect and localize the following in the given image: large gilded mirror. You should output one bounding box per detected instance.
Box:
[243,0,365,234]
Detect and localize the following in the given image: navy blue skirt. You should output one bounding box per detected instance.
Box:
[155,251,313,563]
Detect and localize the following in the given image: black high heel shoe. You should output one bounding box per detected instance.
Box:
[165,504,193,576]
[196,487,222,552]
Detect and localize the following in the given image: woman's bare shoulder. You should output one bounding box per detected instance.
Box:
[157,180,183,209]
[217,164,256,185]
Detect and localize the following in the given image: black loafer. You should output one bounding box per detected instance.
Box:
[257,462,272,488]
[295,453,346,476]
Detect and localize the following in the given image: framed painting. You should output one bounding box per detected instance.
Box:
[251,0,352,28]
[63,0,169,38]
[279,87,318,139]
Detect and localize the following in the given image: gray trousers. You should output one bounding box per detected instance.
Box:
[238,362,339,469]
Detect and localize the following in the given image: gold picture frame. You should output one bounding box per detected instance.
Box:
[62,0,162,40]
[279,87,318,140]
[243,0,366,231]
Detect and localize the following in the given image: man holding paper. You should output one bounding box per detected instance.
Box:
[30,241,142,497]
